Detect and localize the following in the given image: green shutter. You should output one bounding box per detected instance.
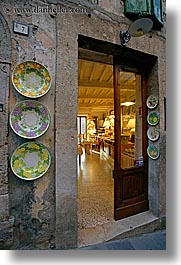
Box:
[124,0,163,28]
[124,0,151,15]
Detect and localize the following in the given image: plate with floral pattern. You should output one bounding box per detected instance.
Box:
[147,145,160,160]
[11,142,51,180]
[147,127,160,141]
[12,61,51,98]
[147,111,159,126]
[146,95,158,109]
[10,100,50,139]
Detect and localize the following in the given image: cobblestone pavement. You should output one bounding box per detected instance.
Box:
[79,230,166,250]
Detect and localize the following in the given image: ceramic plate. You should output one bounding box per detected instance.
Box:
[11,142,51,180]
[147,127,160,141]
[12,61,51,98]
[146,95,158,109]
[147,145,160,160]
[147,111,159,126]
[10,100,50,139]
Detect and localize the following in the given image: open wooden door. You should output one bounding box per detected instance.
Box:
[113,63,149,220]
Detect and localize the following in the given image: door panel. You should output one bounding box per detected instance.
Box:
[122,168,145,200]
[114,64,148,220]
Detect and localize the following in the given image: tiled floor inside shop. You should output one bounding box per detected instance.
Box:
[78,150,114,230]
[77,149,160,248]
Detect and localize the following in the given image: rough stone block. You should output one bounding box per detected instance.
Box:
[0,146,8,195]
[0,216,14,249]
[56,228,77,249]
[0,194,9,220]
[0,15,11,63]
[99,0,123,15]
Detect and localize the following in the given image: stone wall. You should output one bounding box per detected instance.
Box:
[0,0,166,249]
[0,0,56,249]
[0,12,14,250]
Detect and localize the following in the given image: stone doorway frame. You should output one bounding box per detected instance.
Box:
[55,33,164,249]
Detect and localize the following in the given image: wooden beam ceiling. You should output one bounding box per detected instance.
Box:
[78,59,137,115]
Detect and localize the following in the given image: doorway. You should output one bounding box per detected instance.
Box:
[77,59,114,229]
[77,54,149,232]
[77,38,158,247]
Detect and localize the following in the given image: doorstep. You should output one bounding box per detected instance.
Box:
[78,211,161,247]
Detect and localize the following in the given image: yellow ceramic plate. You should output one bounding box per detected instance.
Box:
[11,142,51,180]
[12,61,51,98]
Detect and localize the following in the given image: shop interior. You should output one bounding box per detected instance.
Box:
[77,59,141,167]
[77,58,142,231]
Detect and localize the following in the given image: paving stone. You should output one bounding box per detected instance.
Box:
[129,230,166,250]
[105,239,134,250]
[79,230,166,250]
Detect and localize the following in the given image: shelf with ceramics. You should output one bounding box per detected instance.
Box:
[102,114,114,139]
[87,118,96,140]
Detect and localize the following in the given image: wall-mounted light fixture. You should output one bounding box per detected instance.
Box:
[121,101,135,107]
[120,18,153,46]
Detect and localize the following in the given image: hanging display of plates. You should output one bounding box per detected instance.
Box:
[10,100,51,139]
[12,61,51,98]
[147,111,159,126]
[146,95,158,109]
[147,127,160,141]
[11,142,51,180]
[147,145,160,160]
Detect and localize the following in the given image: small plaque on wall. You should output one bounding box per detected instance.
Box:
[13,21,29,36]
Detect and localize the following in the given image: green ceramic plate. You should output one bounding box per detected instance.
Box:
[147,145,160,160]
[10,100,50,139]
[147,111,159,126]
[12,61,51,98]
[11,142,51,180]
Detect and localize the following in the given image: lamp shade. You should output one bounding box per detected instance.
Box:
[103,119,110,128]
[128,18,153,37]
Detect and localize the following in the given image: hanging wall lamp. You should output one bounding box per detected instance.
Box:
[120,17,153,46]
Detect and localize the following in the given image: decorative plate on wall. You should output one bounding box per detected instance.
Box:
[12,61,51,98]
[11,142,51,180]
[147,145,160,160]
[10,100,50,139]
[146,95,158,109]
[147,127,160,141]
[147,111,159,126]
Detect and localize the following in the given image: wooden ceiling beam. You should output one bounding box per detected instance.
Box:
[99,65,107,82]
[79,80,113,88]
[89,64,96,81]
[78,96,114,100]
[79,61,84,80]
[78,107,113,112]
[79,81,135,89]
[107,73,113,83]
[78,103,114,108]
